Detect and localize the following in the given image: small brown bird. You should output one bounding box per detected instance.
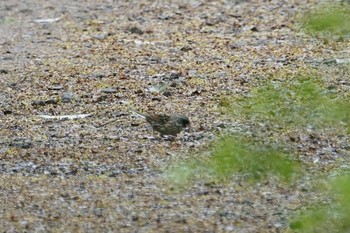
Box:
[132,110,190,136]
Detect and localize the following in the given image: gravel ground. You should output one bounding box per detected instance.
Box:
[1,0,349,232]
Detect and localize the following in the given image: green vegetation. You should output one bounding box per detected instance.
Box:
[210,136,300,182]
[168,75,349,187]
[236,77,349,131]
[168,75,349,231]
[290,174,350,233]
[168,136,301,187]
[301,3,350,38]
[167,3,350,231]
[287,3,350,231]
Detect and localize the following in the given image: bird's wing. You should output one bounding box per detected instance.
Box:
[152,114,170,124]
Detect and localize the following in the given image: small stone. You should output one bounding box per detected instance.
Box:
[190,89,202,96]
[216,123,226,128]
[188,69,197,76]
[111,112,127,117]
[94,34,108,40]
[32,100,46,106]
[135,89,143,94]
[216,71,226,77]
[180,45,192,52]
[3,109,13,115]
[170,82,177,87]
[101,87,118,93]
[92,73,106,79]
[48,85,64,90]
[20,220,28,226]
[251,26,258,32]
[109,171,121,177]
[94,208,103,217]
[169,72,181,80]
[0,68,9,74]
[163,91,172,97]
[45,99,58,105]
[225,225,235,231]
[149,57,161,64]
[9,138,32,149]
[61,92,79,103]
[128,26,143,35]
[2,55,15,61]
[151,97,161,101]
[158,14,173,20]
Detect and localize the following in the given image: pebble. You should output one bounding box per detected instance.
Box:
[0,68,9,74]
[48,85,64,90]
[9,138,33,149]
[163,90,172,97]
[61,92,79,103]
[101,87,118,93]
[169,72,181,80]
[93,34,108,40]
[129,26,143,35]
[188,69,197,76]
[32,100,46,106]
[92,73,106,79]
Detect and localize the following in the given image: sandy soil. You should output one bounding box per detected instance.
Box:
[1,0,349,232]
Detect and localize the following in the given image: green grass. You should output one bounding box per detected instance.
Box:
[167,136,301,187]
[167,76,349,188]
[168,3,350,230]
[301,3,350,38]
[210,136,301,182]
[290,174,350,233]
[235,77,349,132]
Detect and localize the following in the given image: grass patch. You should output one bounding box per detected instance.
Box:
[167,76,349,188]
[209,136,301,182]
[289,174,350,232]
[300,3,350,38]
[235,76,349,132]
[167,136,301,187]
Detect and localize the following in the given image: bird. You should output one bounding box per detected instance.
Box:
[132,110,190,136]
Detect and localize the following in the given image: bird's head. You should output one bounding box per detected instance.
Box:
[173,114,190,128]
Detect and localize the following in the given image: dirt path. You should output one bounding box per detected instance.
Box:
[1,0,349,232]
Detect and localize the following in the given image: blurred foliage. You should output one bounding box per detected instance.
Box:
[210,136,301,182]
[167,161,203,188]
[289,174,350,233]
[287,6,350,230]
[167,2,350,231]
[168,76,349,188]
[235,77,349,132]
[300,3,350,38]
[167,136,301,187]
